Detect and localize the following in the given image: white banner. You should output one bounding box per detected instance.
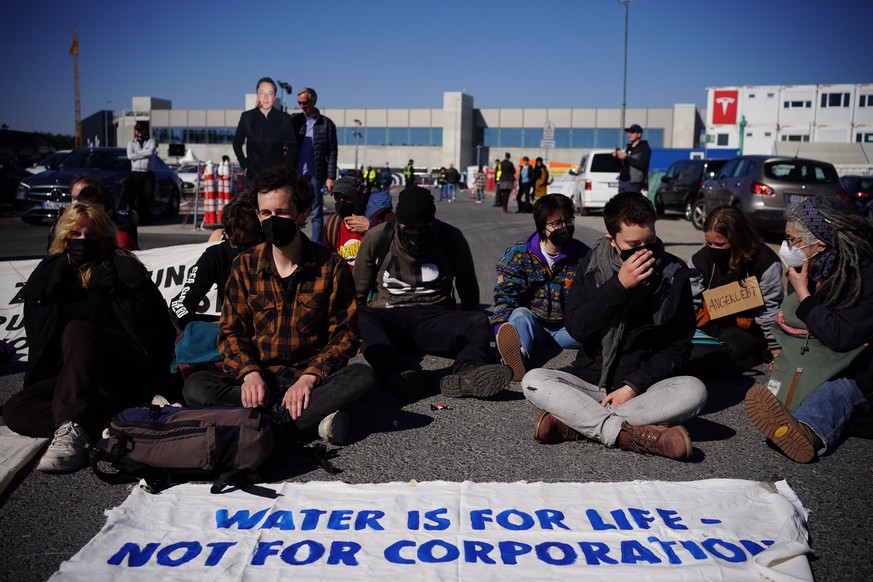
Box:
[0,242,220,360]
[51,479,812,581]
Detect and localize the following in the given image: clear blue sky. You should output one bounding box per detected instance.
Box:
[2,0,870,135]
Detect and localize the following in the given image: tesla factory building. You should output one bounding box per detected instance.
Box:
[705,83,873,173]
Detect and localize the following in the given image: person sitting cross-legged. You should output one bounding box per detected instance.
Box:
[522,192,707,461]
[493,194,590,381]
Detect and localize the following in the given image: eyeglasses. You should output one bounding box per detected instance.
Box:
[298,101,311,106]
[546,218,574,229]
[784,234,804,247]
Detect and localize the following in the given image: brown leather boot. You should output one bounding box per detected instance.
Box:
[744,384,822,463]
[533,410,582,444]
[617,423,692,460]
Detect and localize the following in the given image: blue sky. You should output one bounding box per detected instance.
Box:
[2,0,871,135]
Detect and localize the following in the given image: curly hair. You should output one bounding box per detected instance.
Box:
[247,166,314,217]
[703,206,761,271]
[787,196,873,308]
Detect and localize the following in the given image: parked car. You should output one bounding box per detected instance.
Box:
[14,147,182,224]
[840,175,873,218]
[654,158,728,228]
[27,150,72,174]
[701,155,845,232]
[1,157,31,209]
[564,149,623,215]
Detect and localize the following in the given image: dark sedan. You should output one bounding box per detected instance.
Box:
[840,175,873,218]
[14,147,182,224]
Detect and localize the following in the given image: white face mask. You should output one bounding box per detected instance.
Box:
[778,240,816,268]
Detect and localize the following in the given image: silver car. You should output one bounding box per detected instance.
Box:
[702,155,844,232]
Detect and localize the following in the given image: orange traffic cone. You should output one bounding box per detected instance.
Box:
[202,161,216,226]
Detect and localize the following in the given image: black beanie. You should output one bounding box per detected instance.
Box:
[396,185,436,225]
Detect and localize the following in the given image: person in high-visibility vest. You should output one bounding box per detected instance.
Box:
[365,166,376,194]
[493,159,503,207]
[403,159,415,185]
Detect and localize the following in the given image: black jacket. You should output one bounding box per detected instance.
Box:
[564,250,696,393]
[168,240,243,332]
[22,251,175,387]
[232,108,297,177]
[618,139,651,187]
[291,109,338,182]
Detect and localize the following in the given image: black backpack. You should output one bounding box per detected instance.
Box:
[91,405,336,496]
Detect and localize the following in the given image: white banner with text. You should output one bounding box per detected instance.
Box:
[51,479,812,581]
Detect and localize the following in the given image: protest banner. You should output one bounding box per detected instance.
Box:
[51,479,812,581]
[0,242,219,360]
[701,276,764,321]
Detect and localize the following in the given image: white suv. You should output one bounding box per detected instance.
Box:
[566,149,622,214]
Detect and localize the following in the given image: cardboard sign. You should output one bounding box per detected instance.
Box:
[702,277,764,320]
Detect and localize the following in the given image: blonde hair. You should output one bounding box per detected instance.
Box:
[49,202,119,287]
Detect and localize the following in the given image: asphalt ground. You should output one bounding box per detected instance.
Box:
[0,188,871,581]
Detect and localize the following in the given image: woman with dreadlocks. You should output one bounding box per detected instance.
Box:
[744,196,873,462]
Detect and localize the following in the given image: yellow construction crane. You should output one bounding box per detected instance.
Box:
[70,26,81,148]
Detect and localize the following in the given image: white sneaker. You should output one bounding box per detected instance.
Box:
[36,421,91,474]
[318,410,350,446]
[151,394,182,407]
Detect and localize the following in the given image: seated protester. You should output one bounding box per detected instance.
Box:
[3,202,175,473]
[745,196,873,463]
[688,206,783,374]
[493,194,591,381]
[168,194,263,332]
[182,167,377,445]
[47,175,139,251]
[354,185,512,401]
[522,192,707,461]
[323,176,396,270]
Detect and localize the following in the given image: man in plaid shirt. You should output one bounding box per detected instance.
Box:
[183,166,376,445]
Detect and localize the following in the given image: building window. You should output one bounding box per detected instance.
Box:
[716,134,729,146]
[783,100,811,109]
[860,95,872,107]
[857,133,873,143]
[820,92,850,108]
[749,93,756,99]
[767,93,775,98]
[781,134,810,142]
[745,132,753,137]
[764,132,772,137]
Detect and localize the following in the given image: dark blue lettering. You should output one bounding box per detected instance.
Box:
[536,542,576,566]
[497,509,535,531]
[157,541,202,567]
[423,508,450,531]
[628,508,655,529]
[739,540,769,556]
[646,536,682,564]
[355,510,385,530]
[407,510,420,530]
[215,508,269,529]
[107,542,160,566]
[300,509,327,530]
[577,541,618,565]
[656,508,687,530]
[327,541,362,565]
[586,509,616,530]
[610,509,633,530]
[463,541,496,564]
[498,541,532,565]
[470,509,493,530]
[620,540,662,564]
[701,538,746,563]
[535,509,570,530]
[281,540,325,565]
[328,510,353,530]
[205,542,236,566]
[418,540,460,563]
[679,540,707,560]
[384,540,416,564]
[251,541,283,565]
[262,510,295,530]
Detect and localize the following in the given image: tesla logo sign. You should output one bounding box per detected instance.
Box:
[712,90,738,124]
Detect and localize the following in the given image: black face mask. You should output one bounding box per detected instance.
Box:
[66,238,103,265]
[617,241,661,262]
[708,246,732,264]
[260,216,299,247]
[548,226,574,249]
[398,224,435,257]
[335,201,357,218]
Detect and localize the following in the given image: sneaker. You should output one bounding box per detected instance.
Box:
[318,410,350,446]
[533,410,582,444]
[36,421,91,474]
[440,363,512,399]
[744,384,820,463]
[386,370,435,402]
[151,394,183,408]
[496,323,525,382]
[617,423,692,461]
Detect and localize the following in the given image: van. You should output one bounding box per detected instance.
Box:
[566,149,622,214]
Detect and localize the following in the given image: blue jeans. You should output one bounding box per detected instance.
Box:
[307,175,326,245]
[508,307,581,361]
[793,377,868,453]
[446,183,457,201]
[439,184,447,201]
[475,188,484,201]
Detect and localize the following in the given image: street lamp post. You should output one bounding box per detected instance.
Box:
[353,119,362,170]
[618,0,635,147]
[475,145,482,169]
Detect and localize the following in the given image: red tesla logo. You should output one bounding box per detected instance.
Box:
[712,90,738,124]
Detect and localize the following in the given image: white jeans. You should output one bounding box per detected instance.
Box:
[522,368,707,447]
